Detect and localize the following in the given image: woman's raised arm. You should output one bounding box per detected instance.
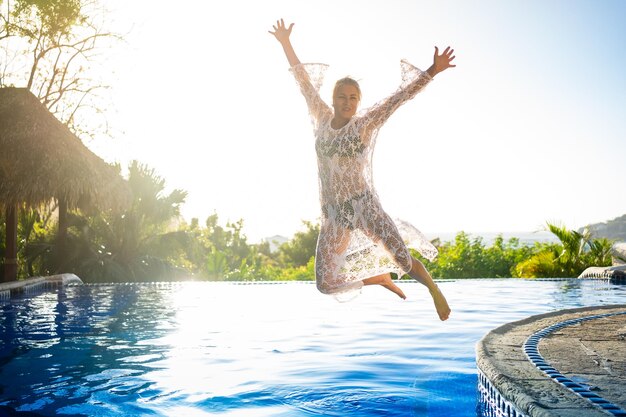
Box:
[268,18,301,67]
[360,46,456,136]
[269,19,331,126]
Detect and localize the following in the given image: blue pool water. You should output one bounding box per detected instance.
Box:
[0,279,624,417]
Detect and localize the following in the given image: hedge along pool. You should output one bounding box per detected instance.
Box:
[0,279,624,417]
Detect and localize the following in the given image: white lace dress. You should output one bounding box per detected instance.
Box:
[290,60,438,296]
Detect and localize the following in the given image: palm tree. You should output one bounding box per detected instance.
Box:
[586,237,614,267]
[515,222,614,278]
[26,161,189,282]
[546,222,591,276]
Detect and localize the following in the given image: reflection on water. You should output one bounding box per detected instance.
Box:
[0,279,624,416]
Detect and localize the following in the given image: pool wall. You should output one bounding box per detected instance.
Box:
[477,304,626,417]
[478,369,527,417]
[0,273,83,300]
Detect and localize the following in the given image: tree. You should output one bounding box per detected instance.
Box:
[180,213,268,280]
[586,237,614,267]
[0,203,57,279]
[0,0,122,139]
[206,247,228,280]
[420,232,538,278]
[514,222,614,278]
[24,161,189,282]
[278,220,319,267]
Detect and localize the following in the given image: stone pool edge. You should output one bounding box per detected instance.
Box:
[476,304,626,417]
[0,273,83,300]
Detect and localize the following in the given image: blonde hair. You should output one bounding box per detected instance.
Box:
[333,77,361,101]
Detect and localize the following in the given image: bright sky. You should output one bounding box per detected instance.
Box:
[92,0,626,242]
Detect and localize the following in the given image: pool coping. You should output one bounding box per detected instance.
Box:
[477,304,626,417]
[522,311,626,416]
[0,274,83,300]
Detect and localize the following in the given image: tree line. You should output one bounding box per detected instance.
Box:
[0,160,616,282]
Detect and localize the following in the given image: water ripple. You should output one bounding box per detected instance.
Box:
[0,279,623,416]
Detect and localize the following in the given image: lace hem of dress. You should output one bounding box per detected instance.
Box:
[394,218,438,262]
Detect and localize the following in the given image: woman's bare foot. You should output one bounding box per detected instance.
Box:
[381,277,406,300]
[429,285,450,321]
[408,258,451,321]
[363,274,406,299]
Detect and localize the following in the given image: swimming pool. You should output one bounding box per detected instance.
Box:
[0,279,623,416]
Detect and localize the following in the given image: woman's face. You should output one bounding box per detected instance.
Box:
[333,84,360,120]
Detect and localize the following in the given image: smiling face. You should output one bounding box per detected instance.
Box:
[332,78,361,122]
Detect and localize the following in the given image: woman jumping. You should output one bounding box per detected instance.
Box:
[269,19,454,321]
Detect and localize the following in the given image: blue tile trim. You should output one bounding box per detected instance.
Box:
[523,311,626,417]
[0,274,83,303]
[478,369,529,417]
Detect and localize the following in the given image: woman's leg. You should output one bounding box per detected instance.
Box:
[363,273,406,299]
[316,219,406,299]
[315,223,352,294]
[361,208,451,320]
[408,257,451,321]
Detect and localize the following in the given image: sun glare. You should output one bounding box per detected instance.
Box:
[141,283,311,399]
[96,0,626,241]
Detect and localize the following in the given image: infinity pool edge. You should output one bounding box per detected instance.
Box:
[477,304,626,417]
[0,273,83,300]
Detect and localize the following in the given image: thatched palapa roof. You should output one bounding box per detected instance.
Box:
[0,87,129,211]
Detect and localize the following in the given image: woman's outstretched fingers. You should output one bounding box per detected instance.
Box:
[444,46,456,67]
[432,45,456,75]
[269,18,294,42]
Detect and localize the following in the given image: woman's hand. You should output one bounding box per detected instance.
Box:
[268,18,294,45]
[269,18,300,66]
[428,46,456,77]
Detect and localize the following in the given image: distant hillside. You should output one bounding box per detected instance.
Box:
[582,214,626,241]
[261,235,289,252]
[427,231,557,245]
